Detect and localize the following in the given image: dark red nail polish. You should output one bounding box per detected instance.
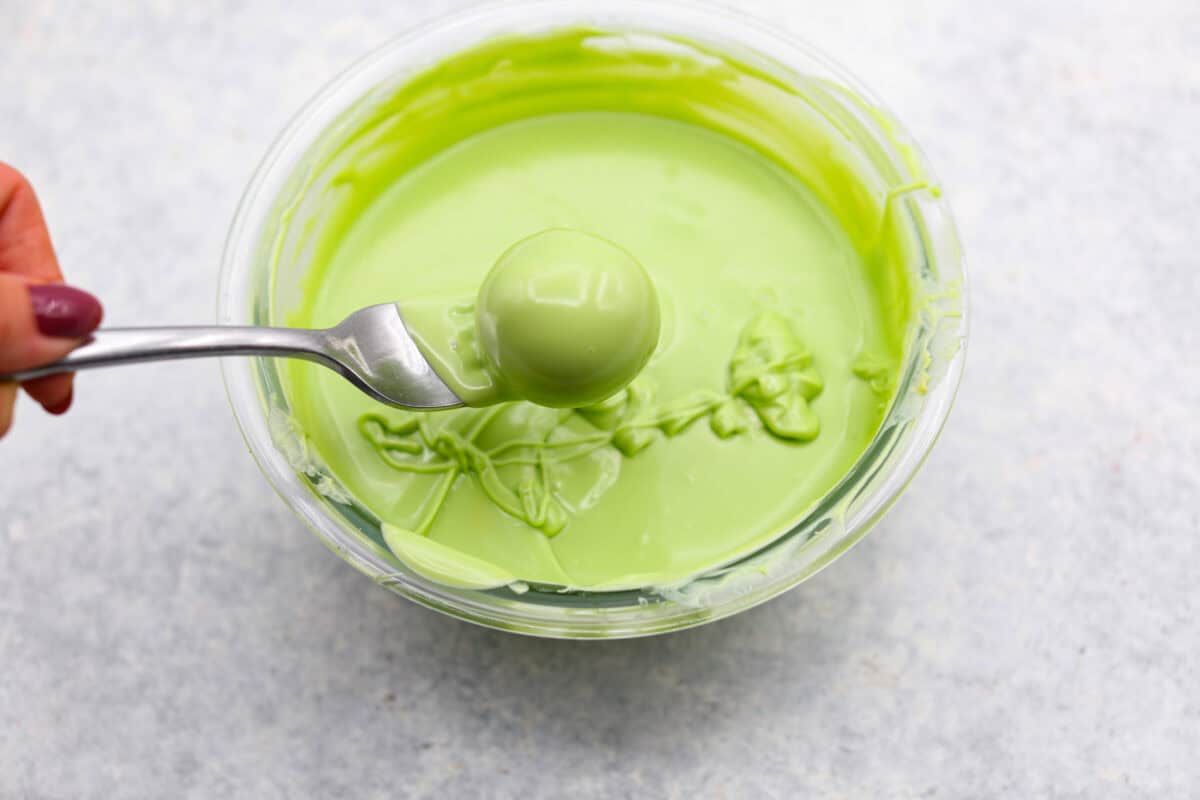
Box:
[28,284,104,338]
[46,388,73,416]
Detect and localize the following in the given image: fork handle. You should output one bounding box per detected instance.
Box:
[0,326,329,382]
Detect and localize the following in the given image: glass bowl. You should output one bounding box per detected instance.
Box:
[217,0,967,638]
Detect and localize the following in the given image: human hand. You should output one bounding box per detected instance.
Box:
[0,163,103,437]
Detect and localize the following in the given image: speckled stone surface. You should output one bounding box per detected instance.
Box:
[2,1,1198,797]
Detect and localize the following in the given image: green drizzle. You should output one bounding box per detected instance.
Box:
[359,311,823,537]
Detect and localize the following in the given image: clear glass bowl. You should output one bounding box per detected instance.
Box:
[217,0,968,638]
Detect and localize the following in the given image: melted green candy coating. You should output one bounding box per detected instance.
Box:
[278,29,917,590]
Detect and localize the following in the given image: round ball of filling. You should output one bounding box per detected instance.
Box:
[475,229,661,408]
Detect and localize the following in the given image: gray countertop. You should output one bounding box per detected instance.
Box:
[2,1,1198,796]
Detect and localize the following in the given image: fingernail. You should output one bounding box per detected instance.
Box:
[45,387,73,416]
[28,284,104,338]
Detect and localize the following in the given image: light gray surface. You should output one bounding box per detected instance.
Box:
[2,0,1198,796]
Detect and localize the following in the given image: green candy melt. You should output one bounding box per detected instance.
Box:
[279,29,918,591]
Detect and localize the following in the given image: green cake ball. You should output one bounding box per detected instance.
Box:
[475,229,661,408]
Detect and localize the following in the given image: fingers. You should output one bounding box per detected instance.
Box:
[0,162,63,282]
[0,274,89,374]
[20,284,102,412]
[23,374,73,414]
[0,164,101,435]
[0,276,88,432]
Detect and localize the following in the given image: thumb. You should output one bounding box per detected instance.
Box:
[0,274,103,374]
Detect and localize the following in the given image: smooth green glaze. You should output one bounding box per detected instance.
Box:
[402,228,660,408]
[279,29,917,591]
[476,229,660,408]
